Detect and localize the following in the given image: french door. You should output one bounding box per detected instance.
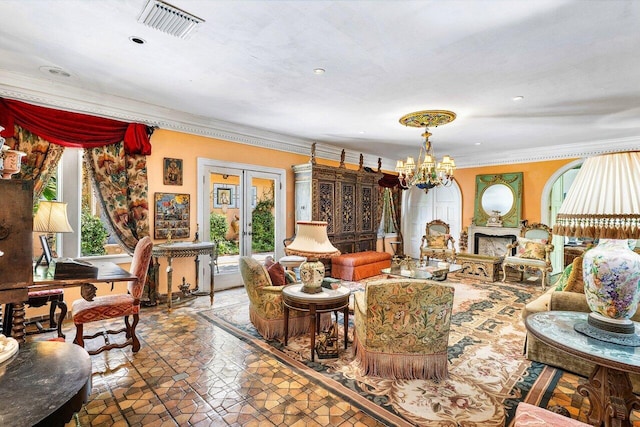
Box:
[197,159,286,291]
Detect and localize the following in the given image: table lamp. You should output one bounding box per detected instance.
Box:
[33,200,73,266]
[553,151,640,345]
[284,221,341,294]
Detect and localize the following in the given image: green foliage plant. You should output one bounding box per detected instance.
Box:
[81,209,108,255]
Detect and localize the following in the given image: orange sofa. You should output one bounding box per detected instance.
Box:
[331,251,391,281]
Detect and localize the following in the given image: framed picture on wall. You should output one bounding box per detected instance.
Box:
[213,184,236,208]
[154,192,190,239]
[163,158,183,185]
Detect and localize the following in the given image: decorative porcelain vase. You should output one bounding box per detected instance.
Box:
[583,239,640,330]
[299,258,325,294]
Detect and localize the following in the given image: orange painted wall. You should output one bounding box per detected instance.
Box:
[146,129,362,294]
[453,159,579,229]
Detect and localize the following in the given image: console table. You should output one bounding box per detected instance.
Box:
[0,341,92,427]
[525,311,640,427]
[150,241,216,311]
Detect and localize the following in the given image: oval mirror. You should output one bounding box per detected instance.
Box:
[481,183,513,215]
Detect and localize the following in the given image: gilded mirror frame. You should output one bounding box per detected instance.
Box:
[473,172,523,227]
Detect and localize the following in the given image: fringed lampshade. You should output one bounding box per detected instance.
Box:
[553,151,640,345]
[285,221,340,294]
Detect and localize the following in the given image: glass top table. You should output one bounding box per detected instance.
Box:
[525,311,640,426]
[381,260,461,281]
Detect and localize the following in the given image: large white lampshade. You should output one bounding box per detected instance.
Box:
[554,151,640,345]
[285,221,340,294]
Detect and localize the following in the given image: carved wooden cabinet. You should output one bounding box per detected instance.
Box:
[0,180,32,309]
[293,162,382,254]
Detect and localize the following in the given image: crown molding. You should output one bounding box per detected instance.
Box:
[0,73,386,170]
[1,71,635,172]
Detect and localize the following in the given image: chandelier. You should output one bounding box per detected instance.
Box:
[395,110,456,192]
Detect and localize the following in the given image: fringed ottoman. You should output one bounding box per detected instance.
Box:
[331,251,392,281]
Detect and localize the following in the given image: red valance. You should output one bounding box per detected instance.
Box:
[378,172,402,188]
[0,98,151,155]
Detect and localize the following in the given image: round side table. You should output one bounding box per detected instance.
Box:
[282,284,350,362]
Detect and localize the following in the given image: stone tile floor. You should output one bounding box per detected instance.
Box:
[25,287,385,427]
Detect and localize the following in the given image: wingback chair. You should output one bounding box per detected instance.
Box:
[353,278,455,380]
[72,236,153,355]
[239,256,330,340]
[501,223,554,289]
[419,219,456,265]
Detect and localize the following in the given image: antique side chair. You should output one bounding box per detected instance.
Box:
[501,223,554,289]
[419,219,456,265]
[71,236,153,355]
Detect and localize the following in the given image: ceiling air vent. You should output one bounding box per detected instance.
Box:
[137,0,204,39]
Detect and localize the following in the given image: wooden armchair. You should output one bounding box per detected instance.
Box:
[419,219,456,264]
[501,223,554,289]
[353,278,454,380]
[72,236,153,355]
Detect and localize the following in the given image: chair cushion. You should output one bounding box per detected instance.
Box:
[520,241,546,260]
[516,237,546,255]
[426,235,446,248]
[267,262,286,286]
[72,294,136,324]
[504,256,546,267]
[28,288,64,298]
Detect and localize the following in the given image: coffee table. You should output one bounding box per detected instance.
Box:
[381,260,461,281]
[282,284,350,362]
[525,311,640,427]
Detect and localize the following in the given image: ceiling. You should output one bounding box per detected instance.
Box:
[0,0,639,169]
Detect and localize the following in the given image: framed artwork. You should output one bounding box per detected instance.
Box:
[163,157,183,185]
[154,193,190,239]
[213,184,236,208]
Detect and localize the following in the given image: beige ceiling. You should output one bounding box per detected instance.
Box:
[0,0,639,169]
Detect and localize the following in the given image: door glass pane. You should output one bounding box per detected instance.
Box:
[248,176,276,261]
[209,172,240,275]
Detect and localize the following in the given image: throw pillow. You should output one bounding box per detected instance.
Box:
[564,256,585,293]
[427,235,446,249]
[554,263,574,291]
[520,241,546,260]
[264,256,275,269]
[267,262,286,286]
[516,237,544,255]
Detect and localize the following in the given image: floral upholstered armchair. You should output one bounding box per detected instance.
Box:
[419,219,456,265]
[353,278,455,380]
[239,256,330,340]
[501,223,554,289]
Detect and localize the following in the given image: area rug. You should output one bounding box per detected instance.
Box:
[200,276,548,426]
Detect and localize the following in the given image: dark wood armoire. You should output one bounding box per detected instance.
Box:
[0,180,33,307]
[292,162,383,255]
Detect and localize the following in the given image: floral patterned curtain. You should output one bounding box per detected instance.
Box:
[84,142,150,253]
[7,125,65,203]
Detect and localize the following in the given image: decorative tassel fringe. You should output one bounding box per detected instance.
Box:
[554,215,640,240]
[353,333,449,381]
[249,308,331,340]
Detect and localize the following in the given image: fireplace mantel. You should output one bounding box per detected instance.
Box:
[468,225,520,256]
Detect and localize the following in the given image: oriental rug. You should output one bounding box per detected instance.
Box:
[201,277,552,426]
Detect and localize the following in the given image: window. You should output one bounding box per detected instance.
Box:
[56,149,129,261]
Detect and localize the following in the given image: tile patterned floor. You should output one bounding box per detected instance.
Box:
[26,288,386,427]
[24,285,640,427]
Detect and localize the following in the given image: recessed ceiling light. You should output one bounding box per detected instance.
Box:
[512,96,524,101]
[130,36,146,45]
[313,68,325,75]
[358,131,366,134]
[474,142,482,146]
[39,66,71,78]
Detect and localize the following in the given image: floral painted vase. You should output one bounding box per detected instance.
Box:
[583,239,640,324]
